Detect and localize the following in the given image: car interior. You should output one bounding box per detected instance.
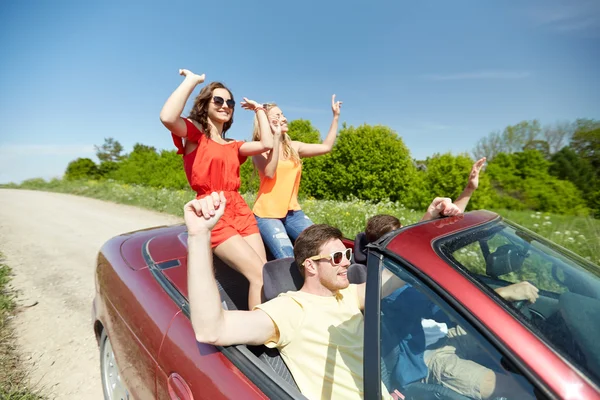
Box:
[438,221,600,388]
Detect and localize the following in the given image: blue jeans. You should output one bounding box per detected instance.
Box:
[255,210,314,259]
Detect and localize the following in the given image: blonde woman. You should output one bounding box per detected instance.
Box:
[251,95,342,258]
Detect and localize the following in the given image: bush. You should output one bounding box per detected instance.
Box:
[300,123,420,204]
[64,158,100,180]
[419,153,494,210]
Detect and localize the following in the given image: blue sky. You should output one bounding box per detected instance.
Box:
[1,0,599,183]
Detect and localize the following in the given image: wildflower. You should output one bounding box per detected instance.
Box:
[544,216,550,220]
[543,221,552,226]
[533,223,539,228]
[554,231,562,235]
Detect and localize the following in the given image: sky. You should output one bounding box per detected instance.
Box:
[1,0,599,184]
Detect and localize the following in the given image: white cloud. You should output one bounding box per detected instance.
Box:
[528,0,600,34]
[423,71,532,81]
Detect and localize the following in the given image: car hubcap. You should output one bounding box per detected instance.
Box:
[102,336,129,400]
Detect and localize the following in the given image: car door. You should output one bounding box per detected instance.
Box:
[362,251,551,400]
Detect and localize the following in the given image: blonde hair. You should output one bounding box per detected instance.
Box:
[252,103,301,166]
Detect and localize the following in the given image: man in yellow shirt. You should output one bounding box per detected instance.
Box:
[186,191,440,398]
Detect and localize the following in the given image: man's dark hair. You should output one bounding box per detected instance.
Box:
[365,214,402,243]
[294,224,343,277]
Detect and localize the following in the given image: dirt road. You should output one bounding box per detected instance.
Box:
[0,189,182,399]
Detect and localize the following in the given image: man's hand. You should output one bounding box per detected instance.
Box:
[184,192,227,236]
[495,281,539,303]
[429,197,461,218]
[331,94,343,118]
[421,197,461,221]
[466,157,486,191]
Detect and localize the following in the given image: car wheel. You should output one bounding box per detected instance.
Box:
[100,330,129,400]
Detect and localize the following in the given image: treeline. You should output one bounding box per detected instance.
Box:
[64,118,600,217]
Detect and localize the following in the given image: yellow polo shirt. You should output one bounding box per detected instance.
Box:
[255,285,391,400]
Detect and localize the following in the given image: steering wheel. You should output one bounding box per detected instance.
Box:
[512,299,533,320]
[513,299,528,310]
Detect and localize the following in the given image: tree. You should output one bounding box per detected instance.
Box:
[287,119,320,144]
[523,140,550,159]
[420,153,494,210]
[64,158,100,180]
[110,144,188,189]
[95,137,125,163]
[486,150,589,215]
[473,131,503,160]
[473,120,542,161]
[543,121,574,154]
[570,119,600,173]
[301,123,420,204]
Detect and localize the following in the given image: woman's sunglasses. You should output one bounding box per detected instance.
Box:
[213,96,235,108]
[306,248,353,266]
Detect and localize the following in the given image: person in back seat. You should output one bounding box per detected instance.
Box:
[184,192,457,399]
[364,157,538,400]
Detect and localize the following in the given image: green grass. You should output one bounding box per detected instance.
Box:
[4,178,600,265]
[0,254,45,399]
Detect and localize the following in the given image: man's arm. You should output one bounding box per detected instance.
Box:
[185,193,276,346]
[495,281,539,303]
[356,269,406,311]
[453,157,486,212]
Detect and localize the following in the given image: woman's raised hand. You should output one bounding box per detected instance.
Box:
[331,94,343,117]
[241,98,263,111]
[179,69,205,85]
[270,119,282,136]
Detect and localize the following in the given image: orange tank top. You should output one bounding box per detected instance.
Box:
[253,158,302,218]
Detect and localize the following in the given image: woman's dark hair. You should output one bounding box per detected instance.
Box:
[188,82,234,138]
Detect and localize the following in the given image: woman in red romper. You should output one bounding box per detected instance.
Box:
[160,69,273,309]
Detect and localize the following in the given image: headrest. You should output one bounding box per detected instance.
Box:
[347,263,367,284]
[262,257,304,302]
[485,244,528,278]
[353,232,368,265]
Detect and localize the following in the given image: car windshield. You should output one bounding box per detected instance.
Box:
[436,219,600,385]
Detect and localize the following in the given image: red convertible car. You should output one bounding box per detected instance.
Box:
[92,210,600,399]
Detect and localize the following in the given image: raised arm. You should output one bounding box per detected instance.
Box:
[160,69,205,137]
[453,157,486,212]
[239,100,274,156]
[253,120,282,179]
[185,193,276,346]
[295,94,342,158]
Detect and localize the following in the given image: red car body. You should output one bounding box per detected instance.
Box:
[92,211,600,399]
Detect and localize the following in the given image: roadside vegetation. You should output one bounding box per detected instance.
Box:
[0,253,45,399]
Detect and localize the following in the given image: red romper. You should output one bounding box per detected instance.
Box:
[172,119,259,248]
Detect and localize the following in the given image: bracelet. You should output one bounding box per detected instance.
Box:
[255,106,265,112]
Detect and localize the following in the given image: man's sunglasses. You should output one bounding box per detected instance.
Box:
[306,248,353,266]
[213,96,235,108]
